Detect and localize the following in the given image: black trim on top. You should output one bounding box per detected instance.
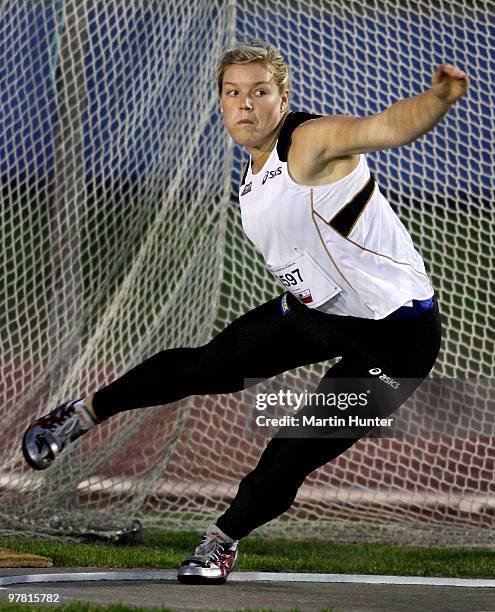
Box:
[276,111,322,162]
[329,173,376,237]
[240,162,249,187]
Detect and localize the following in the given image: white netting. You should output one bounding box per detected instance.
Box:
[0,0,494,545]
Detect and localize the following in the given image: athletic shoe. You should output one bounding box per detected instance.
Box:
[22,399,97,470]
[177,525,238,584]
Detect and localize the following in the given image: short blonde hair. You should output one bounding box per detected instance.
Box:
[216,40,290,98]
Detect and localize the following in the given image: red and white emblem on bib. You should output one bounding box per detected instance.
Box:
[297,289,313,304]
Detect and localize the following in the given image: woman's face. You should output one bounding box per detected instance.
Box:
[220,62,288,149]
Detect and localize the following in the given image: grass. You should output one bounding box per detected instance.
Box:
[0,529,495,578]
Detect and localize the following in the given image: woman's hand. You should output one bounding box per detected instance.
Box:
[431,63,469,104]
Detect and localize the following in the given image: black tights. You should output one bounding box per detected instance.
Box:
[93,292,441,539]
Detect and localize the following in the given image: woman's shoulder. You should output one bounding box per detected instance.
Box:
[276,111,323,162]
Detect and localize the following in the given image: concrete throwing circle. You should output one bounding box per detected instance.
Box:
[1,570,495,611]
[1,570,495,587]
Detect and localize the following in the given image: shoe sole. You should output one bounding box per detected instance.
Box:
[21,429,53,471]
[177,573,227,585]
[177,553,237,586]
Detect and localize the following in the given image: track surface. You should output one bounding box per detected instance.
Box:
[1,568,495,611]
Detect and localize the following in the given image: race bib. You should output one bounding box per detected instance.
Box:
[267,250,342,307]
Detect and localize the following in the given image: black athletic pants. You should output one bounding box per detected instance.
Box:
[92,292,441,540]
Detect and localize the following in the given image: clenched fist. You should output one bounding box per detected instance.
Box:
[431,63,469,104]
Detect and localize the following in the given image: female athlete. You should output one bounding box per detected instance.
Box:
[23,41,468,584]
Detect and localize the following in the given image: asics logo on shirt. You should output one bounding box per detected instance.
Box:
[369,367,400,389]
[262,167,282,185]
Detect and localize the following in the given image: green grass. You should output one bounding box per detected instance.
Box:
[1,529,495,578]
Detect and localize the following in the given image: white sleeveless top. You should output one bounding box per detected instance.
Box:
[238,112,434,320]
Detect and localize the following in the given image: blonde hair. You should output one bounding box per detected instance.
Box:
[216,41,290,99]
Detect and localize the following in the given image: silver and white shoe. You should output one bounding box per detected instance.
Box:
[22,399,97,470]
[177,525,238,584]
